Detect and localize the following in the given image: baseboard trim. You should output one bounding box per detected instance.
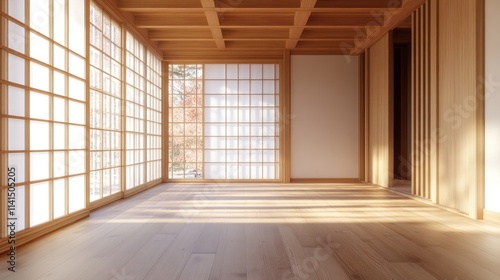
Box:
[483,209,500,224]
[290,178,361,184]
[89,192,124,211]
[0,209,89,254]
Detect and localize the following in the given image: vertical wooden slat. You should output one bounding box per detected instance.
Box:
[282,51,291,183]
[429,0,439,204]
[364,50,370,182]
[161,62,169,182]
[359,54,366,182]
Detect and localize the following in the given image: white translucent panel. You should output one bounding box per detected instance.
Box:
[205,95,225,107]
[53,97,66,122]
[69,53,85,79]
[227,64,238,79]
[227,108,238,123]
[53,179,66,218]
[263,108,276,122]
[263,137,275,149]
[53,45,66,70]
[8,54,25,85]
[205,137,225,149]
[226,95,238,106]
[251,108,263,122]
[227,137,238,149]
[90,171,101,201]
[239,137,250,149]
[205,124,225,136]
[9,186,26,231]
[68,101,85,124]
[239,64,250,79]
[205,64,226,79]
[54,151,66,178]
[68,77,85,101]
[251,124,263,137]
[226,124,239,136]
[263,81,275,94]
[69,125,85,149]
[68,150,85,175]
[251,136,263,149]
[68,0,86,56]
[30,182,50,226]
[263,164,276,179]
[251,150,263,162]
[226,164,238,179]
[251,64,263,79]
[239,150,250,162]
[69,175,85,213]
[239,108,250,122]
[205,108,225,123]
[30,0,50,36]
[239,124,250,136]
[239,95,250,107]
[239,81,250,94]
[276,81,280,94]
[251,95,263,107]
[263,124,276,136]
[263,95,275,107]
[30,92,50,120]
[54,71,66,96]
[8,153,25,183]
[275,64,280,78]
[227,150,238,163]
[226,80,238,94]
[31,152,49,181]
[251,81,263,94]
[251,164,263,179]
[8,119,25,150]
[8,21,25,53]
[205,163,225,179]
[53,124,66,150]
[54,0,66,45]
[31,62,50,91]
[30,32,50,64]
[239,164,250,179]
[263,150,275,162]
[263,64,275,79]
[205,80,226,94]
[205,150,225,163]
[30,121,50,150]
[8,87,25,116]
[8,0,25,22]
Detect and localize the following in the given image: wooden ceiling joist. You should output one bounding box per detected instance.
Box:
[114,0,424,59]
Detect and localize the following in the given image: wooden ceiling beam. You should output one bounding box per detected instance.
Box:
[287,0,317,49]
[200,0,225,49]
[315,0,402,8]
[351,0,424,54]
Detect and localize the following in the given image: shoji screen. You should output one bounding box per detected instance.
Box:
[168,64,280,180]
[1,0,87,230]
[89,3,122,202]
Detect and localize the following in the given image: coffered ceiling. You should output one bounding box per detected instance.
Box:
[111,0,422,60]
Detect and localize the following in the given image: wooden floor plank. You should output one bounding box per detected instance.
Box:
[1,183,500,280]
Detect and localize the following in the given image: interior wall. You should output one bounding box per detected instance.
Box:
[437,0,484,217]
[366,33,393,188]
[290,55,359,179]
[485,0,500,213]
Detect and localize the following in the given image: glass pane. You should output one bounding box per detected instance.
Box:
[68,0,86,56]
[30,121,50,150]
[68,101,85,124]
[8,0,25,22]
[68,125,85,149]
[205,80,226,94]
[54,0,66,45]
[69,176,85,213]
[54,97,66,122]
[8,86,25,116]
[8,54,25,85]
[31,62,50,92]
[30,92,50,120]
[54,45,66,70]
[53,179,66,218]
[30,0,50,36]
[68,77,85,101]
[8,119,25,151]
[8,186,26,231]
[30,32,50,64]
[8,153,25,183]
[205,64,225,79]
[30,182,50,226]
[8,21,25,53]
[68,151,85,175]
[54,71,66,96]
[69,53,85,79]
[54,151,66,177]
[31,152,50,181]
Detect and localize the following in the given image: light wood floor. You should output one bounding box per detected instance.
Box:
[1,183,500,280]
